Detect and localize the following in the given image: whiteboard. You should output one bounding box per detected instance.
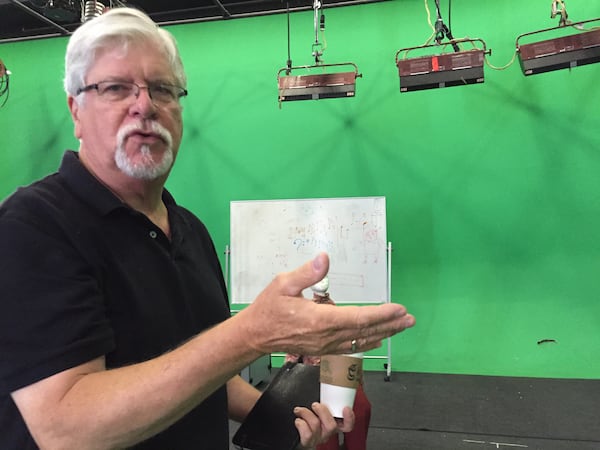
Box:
[229,197,388,304]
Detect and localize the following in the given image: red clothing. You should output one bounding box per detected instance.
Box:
[317,384,371,450]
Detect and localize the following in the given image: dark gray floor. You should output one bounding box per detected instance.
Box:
[365,428,600,449]
[230,370,600,449]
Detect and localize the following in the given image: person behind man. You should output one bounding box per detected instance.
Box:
[0,7,415,449]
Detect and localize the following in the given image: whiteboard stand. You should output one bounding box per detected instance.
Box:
[224,244,230,292]
[387,241,392,381]
[361,241,393,381]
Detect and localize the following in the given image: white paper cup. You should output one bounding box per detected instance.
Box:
[320,383,358,418]
[319,352,363,418]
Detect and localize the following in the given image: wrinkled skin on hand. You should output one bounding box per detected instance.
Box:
[239,252,416,357]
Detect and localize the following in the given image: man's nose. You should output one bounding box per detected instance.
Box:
[130,86,158,118]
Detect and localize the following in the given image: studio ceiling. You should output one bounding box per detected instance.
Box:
[0,0,384,43]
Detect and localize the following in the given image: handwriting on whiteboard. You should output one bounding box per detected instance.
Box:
[230,197,387,304]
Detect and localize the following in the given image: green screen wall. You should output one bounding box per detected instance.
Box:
[1,0,599,379]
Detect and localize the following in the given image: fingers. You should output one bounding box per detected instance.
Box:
[317,304,416,355]
[274,252,329,297]
[351,309,416,353]
[294,403,338,448]
[336,406,356,433]
[244,252,416,356]
[355,303,415,339]
[294,416,317,450]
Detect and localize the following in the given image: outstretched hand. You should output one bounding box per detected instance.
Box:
[241,252,415,356]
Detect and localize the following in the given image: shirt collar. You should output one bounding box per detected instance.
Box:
[58,150,176,216]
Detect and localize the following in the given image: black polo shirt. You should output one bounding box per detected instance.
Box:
[0,150,231,449]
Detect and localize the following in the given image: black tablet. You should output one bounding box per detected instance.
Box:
[232,362,320,450]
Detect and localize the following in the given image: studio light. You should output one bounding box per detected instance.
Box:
[394,0,490,93]
[516,19,600,76]
[277,0,361,106]
[395,39,489,92]
[277,63,361,102]
[516,1,600,76]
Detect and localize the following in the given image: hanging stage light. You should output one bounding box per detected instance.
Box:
[395,0,490,93]
[516,1,600,76]
[516,19,600,76]
[276,0,361,106]
[277,62,361,102]
[396,38,489,93]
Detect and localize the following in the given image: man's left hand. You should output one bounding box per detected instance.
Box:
[293,402,355,449]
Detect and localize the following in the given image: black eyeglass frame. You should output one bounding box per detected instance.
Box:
[75,81,189,103]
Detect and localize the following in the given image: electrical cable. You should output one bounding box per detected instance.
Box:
[285,1,292,74]
[423,0,437,46]
[448,0,452,36]
[550,0,586,30]
[0,59,9,107]
[551,0,568,27]
[484,49,517,70]
[319,9,327,58]
[311,0,324,64]
[433,0,459,52]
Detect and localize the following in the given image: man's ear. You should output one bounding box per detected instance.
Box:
[68,95,82,139]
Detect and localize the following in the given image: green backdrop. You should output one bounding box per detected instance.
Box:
[1,0,599,378]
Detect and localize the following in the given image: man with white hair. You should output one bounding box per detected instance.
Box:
[0,7,415,449]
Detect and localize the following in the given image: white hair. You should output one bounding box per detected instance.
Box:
[64,7,186,98]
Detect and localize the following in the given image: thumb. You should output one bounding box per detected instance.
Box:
[279,252,330,297]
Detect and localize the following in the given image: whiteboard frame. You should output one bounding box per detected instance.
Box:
[228,196,388,305]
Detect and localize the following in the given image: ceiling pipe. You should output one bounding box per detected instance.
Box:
[152,0,385,24]
[0,0,387,44]
[211,0,231,19]
[9,0,71,35]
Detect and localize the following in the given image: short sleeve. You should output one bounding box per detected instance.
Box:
[0,217,114,393]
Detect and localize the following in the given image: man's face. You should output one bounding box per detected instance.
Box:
[69,41,184,182]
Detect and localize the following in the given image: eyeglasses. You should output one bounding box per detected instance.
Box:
[76,81,188,104]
